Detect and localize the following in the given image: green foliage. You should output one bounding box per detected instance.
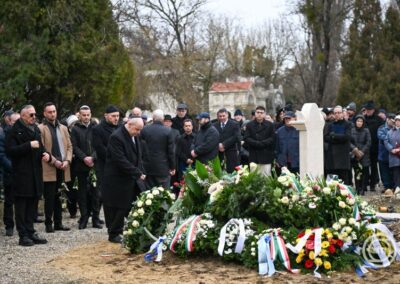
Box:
[0,0,135,116]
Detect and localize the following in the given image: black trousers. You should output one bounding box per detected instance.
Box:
[76,171,100,222]
[3,182,14,230]
[66,173,78,217]
[43,171,63,226]
[14,196,36,238]
[145,175,170,189]
[353,164,369,195]
[369,154,379,188]
[103,205,129,238]
[219,150,240,174]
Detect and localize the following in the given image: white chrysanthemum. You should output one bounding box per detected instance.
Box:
[339,218,347,226]
[145,199,152,206]
[348,218,356,225]
[132,220,140,228]
[158,186,164,192]
[251,252,256,256]
[322,187,331,194]
[138,208,145,215]
[332,222,341,231]
[152,189,160,196]
[133,211,138,217]
[304,187,313,194]
[128,229,134,234]
[137,201,143,208]
[281,196,289,204]
[340,189,349,196]
[292,194,299,202]
[338,201,346,208]
[147,193,154,199]
[347,198,355,205]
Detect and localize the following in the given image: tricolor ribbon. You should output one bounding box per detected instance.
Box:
[185,215,203,252]
[218,219,246,256]
[272,230,300,274]
[169,215,196,253]
[144,236,165,262]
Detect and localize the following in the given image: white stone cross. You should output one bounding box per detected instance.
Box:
[290,103,325,179]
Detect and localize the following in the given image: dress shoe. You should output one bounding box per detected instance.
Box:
[79,217,88,230]
[5,228,13,237]
[108,235,123,244]
[46,225,55,233]
[30,233,48,244]
[92,221,103,229]
[54,224,70,231]
[34,217,44,223]
[19,236,35,246]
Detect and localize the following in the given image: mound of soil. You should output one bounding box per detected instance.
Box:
[48,241,400,283]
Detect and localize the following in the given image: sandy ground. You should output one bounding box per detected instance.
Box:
[49,240,400,284]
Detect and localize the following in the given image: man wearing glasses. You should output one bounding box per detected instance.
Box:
[323,105,352,184]
[6,105,50,246]
[244,106,276,176]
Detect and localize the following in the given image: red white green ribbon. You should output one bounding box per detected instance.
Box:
[273,230,300,273]
[185,215,203,252]
[169,215,196,253]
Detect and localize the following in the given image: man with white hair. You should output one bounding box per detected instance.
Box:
[102,117,145,243]
[140,109,176,189]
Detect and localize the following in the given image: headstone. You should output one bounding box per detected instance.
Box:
[290,103,325,178]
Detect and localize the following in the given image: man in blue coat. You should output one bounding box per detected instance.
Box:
[275,111,299,174]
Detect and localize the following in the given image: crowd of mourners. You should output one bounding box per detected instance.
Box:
[0,100,400,246]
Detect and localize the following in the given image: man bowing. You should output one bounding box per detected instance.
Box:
[102,117,145,243]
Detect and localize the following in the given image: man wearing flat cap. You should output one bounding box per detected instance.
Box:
[92,105,121,224]
[172,103,190,134]
[191,112,219,164]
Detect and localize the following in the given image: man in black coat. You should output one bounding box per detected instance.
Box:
[1,112,19,237]
[5,105,49,246]
[92,105,120,220]
[140,109,176,189]
[102,117,145,243]
[176,119,195,180]
[70,105,100,229]
[172,103,190,134]
[191,112,219,164]
[243,106,276,176]
[363,101,384,191]
[213,108,240,173]
[323,105,352,185]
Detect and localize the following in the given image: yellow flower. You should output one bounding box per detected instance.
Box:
[324,261,331,270]
[305,229,312,234]
[296,238,301,244]
[309,251,315,260]
[320,249,328,257]
[327,233,333,239]
[314,257,323,266]
[324,229,331,235]
[296,255,303,263]
[322,241,330,248]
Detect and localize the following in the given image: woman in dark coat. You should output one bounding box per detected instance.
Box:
[350,115,371,195]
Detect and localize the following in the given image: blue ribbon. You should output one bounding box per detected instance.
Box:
[258,235,276,276]
[144,237,165,262]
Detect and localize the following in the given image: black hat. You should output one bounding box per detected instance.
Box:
[234,109,243,116]
[105,105,119,114]
[283,111,296,119]
[346,102,356,112]
[378,108,386,114]
[387,113,396,120]
[177,103,187,110]
[322,107,333,115]
[164,114,173,121]
[364,100,375,110]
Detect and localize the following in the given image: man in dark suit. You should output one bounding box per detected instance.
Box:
[176,119,196,180]
[191,112,219,164]
[6,105,50,246]
[140,109,176,189]
[213,108,240,173]
[102,117,145,243]
[243,106,276,176]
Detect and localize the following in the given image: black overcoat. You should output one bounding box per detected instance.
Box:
[243,120,276,164]
[102,126,144,209]
[5,119,46,198]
